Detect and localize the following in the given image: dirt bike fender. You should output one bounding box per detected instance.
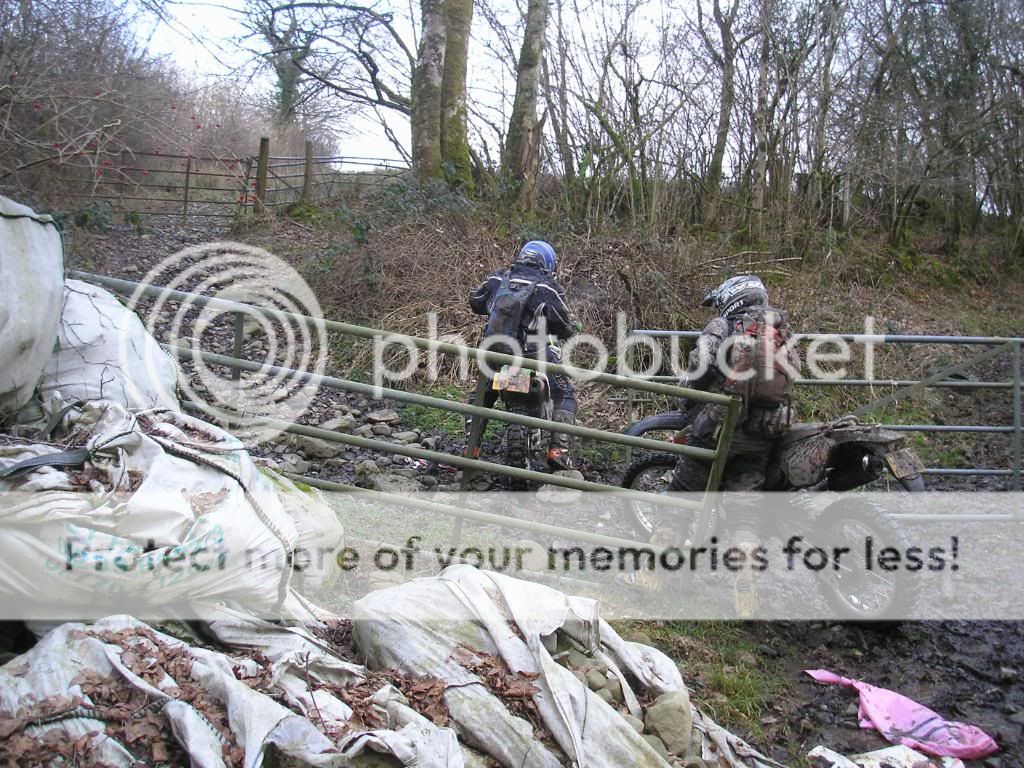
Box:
[623,411,690,437]
[828,424,907,452]
[778,434,835,488]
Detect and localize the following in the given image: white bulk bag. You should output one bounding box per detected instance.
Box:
[0,196,64,416]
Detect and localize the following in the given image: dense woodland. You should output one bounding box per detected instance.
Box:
[1,0,1022,257]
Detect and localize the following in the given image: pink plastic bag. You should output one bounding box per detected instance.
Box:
[805,669,998,759]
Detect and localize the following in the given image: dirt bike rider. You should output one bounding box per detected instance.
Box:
[468,240,579,470]
[622,275,800,596]
[667,275,801,496]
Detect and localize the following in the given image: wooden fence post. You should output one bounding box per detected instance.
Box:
[238,157,254,217]
[301,140,313,204]
[116,148,129,223]
[255,137,270,215]
[841,174,851,230]
[182,155,192,224]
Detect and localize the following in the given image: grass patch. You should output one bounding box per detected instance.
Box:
[329,493,465,551]
[401,384,471,437]
[399,383,509,440]
[614,620,786,740]
[574,441,626,464]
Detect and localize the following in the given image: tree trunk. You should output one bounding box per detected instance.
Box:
[411,0,447,183]
[543,0,574,182]
[701,0,739,227]
[810,0,842,211]
[440,0,473,192]
[253,6,314,128]
[749,0,772,237]
[704,59,734,226]
[502,0,549,207]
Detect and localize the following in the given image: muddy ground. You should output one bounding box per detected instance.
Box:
[762,620,1021,766]
[58,216,1023,765]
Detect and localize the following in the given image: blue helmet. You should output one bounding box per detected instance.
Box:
[516,240,557,274]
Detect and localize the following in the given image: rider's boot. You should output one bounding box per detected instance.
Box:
[728,500,764,618]
[732,567,758,618]
[547,409,575,470]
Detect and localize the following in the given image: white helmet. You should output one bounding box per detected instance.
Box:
[701,275,769,317]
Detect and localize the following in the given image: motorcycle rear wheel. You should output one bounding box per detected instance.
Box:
[502,403,532,491]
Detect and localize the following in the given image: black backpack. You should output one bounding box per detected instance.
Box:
[483,271,537,351]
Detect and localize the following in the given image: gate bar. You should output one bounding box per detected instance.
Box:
[165,346,716,462]
[179,400,702,510]
[1013,341,1022,491]
[633,330,1024,345]
[853,343,1012,418]
[627,375,1012,390]
[922,468,1011,476]
[882,424,1014,434]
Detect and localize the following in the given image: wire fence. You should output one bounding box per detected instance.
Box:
[13,138,409,222]
[257,142,408,213]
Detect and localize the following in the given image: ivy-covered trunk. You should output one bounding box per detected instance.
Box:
[748,0,773,238]
[699,0,739,228]
[440,0,474,193]
[411,0,447,183]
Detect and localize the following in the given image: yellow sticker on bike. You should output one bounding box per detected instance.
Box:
[492,366,531,393]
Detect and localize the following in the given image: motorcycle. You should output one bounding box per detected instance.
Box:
[621,407,928,619]
[490,364,553,489]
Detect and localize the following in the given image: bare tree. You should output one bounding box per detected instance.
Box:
[247,1,319,126]
[440,0,474,190]
[748,0,773,235]
[807,0,843,214]
[410,0,446,179]
[502,0,549,208]
[693,0,758,226]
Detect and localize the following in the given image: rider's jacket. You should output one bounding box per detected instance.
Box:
[680,315,731,393]
[469,263,576,352]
